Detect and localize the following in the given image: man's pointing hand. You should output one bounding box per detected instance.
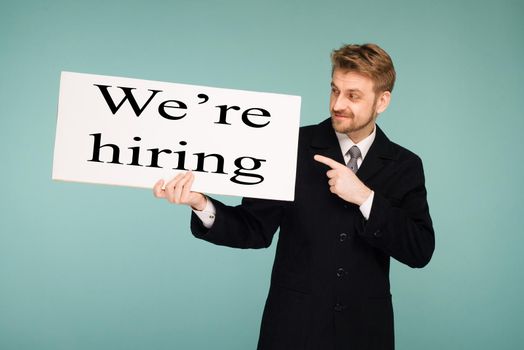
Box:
[313,154,372,206]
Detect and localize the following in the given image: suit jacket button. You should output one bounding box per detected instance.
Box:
[336,267,346,277]
[334,303,344,312]
[373,229,382,238]
[339,233,348,242]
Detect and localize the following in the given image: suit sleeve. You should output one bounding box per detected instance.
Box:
[358,156,435,268]
[190,196,286,249]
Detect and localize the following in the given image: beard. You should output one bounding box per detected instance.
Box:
[330,99,378,135]
[331,113,355,134]
[330,110,377,135]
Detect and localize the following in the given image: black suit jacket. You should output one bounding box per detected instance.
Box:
[191,118,435,350]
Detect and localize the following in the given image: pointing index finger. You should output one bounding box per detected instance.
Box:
[314,154,344,169]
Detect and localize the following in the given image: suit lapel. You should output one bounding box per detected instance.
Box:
[310,118,346,165]
[356,125,396,182]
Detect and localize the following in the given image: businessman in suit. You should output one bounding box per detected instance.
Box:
[153,43,435,350]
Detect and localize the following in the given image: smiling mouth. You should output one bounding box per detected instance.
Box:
[332,114,352,119]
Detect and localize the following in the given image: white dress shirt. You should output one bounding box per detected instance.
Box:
[194,126,377,228]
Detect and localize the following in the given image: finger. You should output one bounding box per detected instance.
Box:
[178,172,193,204]
[165,172,185,202]
[326,169,338,179]
[180,172,195,203]
[153,179,166,198]
[173,172,192,203]
[314,154,344,170]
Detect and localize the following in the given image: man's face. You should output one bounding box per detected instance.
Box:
[330,69,390,143]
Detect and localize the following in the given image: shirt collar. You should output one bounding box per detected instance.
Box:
[335,125,376,161]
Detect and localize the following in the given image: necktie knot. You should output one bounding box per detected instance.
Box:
[348,145,361,159]
[346,145,361,173]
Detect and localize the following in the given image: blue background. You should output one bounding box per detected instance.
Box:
[1,0,523,349]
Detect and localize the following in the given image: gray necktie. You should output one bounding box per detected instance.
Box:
[346,145,361,173]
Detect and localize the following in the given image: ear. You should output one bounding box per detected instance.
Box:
[375,91,391,114]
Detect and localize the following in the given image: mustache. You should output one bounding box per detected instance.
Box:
[331,111,354,118]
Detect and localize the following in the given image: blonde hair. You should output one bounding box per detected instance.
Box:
[331,43,396,93]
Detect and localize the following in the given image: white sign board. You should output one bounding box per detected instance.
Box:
[53,72,301,201]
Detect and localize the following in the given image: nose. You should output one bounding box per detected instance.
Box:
[332,94,345,113]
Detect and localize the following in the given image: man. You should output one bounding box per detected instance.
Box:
[153,43,435,350]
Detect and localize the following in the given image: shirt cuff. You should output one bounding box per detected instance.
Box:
[192,197,216,229]
[359,191,374,220]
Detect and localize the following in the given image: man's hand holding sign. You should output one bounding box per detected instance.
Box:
[153,172,207,211]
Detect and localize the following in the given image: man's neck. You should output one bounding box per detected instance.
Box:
[347,123,376,144]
